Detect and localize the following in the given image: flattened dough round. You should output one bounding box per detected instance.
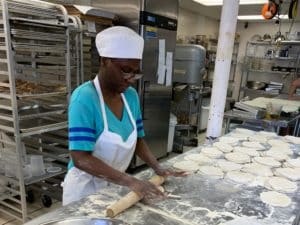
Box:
[284,135,300,145]
[242,163,273,177]
[217,160,242,172]
[242,141,265,150]
[226,171,255,184]
[265,177,297,193]
[225,152,251,164]
[268,139,290,148]
[234,146,260,157]
[269,147,293,156]
[229,133,250,140]
[219,136,240,144]
[234,128,255,135]
[253,157,281,168]
[201,147,223,158]
[262,150,289,161]
[274,167,300,181]
[260,191,291,207]
[184,154,214,165]
[198,166,224,178]
[285,158,300,168]
[213,142,233,153]
[249,135,268,143]
[258,131,277,138]
[173,161,200,172]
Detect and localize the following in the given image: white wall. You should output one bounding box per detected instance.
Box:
[177,7,219,39]
[232,21,300,100]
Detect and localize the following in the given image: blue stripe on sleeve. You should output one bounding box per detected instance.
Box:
[69,127,96,134]
[69,136,96,142]
[137,126,144,132]
[136,119,143,124]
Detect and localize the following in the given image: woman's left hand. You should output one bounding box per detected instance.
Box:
[154,167,189,177]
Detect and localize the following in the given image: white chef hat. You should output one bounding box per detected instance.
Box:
[95,26,144,59]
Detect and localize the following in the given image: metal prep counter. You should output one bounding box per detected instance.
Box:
[224,110,300,136]
[24,134,300,225]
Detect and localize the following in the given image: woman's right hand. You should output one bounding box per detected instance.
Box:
[128,178,166,201]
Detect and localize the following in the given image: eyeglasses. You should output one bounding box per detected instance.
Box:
[121,71,144,80]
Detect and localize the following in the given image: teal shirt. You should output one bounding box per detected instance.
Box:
[68,81,145,169]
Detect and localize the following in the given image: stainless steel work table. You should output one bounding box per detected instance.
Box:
[24,137,299,225]
[224,110,300,136]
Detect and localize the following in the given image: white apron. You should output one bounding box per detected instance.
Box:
[63,77,137,205]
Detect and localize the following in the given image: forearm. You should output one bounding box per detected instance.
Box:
[135,138,161,171]
[72,152,137,187]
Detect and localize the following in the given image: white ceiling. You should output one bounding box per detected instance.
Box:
[179,0,294,21]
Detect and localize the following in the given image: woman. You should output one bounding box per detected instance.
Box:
[63,26,186,205]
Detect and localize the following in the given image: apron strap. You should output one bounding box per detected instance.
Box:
[121,94,136,130]
[93,76,137,131]
[93,76,109,130]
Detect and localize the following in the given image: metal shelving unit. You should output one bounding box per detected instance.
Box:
[0,0,71,222]
[68,15,83,90]
[239,41,300,100]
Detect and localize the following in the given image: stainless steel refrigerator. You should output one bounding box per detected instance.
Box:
[136,0,178,166]
[91,0,179,167]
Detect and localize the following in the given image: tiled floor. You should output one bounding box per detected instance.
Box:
[0,132,207,225]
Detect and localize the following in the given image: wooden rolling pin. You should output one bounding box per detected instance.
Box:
[106,175,165,218]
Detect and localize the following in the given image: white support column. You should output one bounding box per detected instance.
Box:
[206,0,240,139]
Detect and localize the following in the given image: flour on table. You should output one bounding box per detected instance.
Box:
[285,158,300,168]
[173,160,200,172]
[274,167,300,181]
[219,136,240,144]
[198,166,224,178]
[201,147,223,158]
[242,141,265,150]
[284,135,300,145]
[260,191,291,207]
[213,142,233,153]
[233,146,260,157]
[264,177,297,193]
[225,152,251,164]
[262,150,289,161]
[184,153,214,165]
[217,160,242,172]
[226,171,255,184]
[241,163,273,177]
[268,139,290,148]
[253,157,281,168]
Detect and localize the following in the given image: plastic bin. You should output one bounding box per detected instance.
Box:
[168,114,177,153]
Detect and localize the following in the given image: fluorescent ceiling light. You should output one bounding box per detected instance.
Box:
[193,0,268,6]
[238,14,289,20]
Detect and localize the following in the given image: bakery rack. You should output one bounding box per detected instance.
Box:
[0,0,70,222]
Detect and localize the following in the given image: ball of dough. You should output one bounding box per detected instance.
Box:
[234,146,260,157]
[184,154,214,165]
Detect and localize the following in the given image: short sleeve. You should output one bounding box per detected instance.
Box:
[132,90,145,138]
[68,100,96,151]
